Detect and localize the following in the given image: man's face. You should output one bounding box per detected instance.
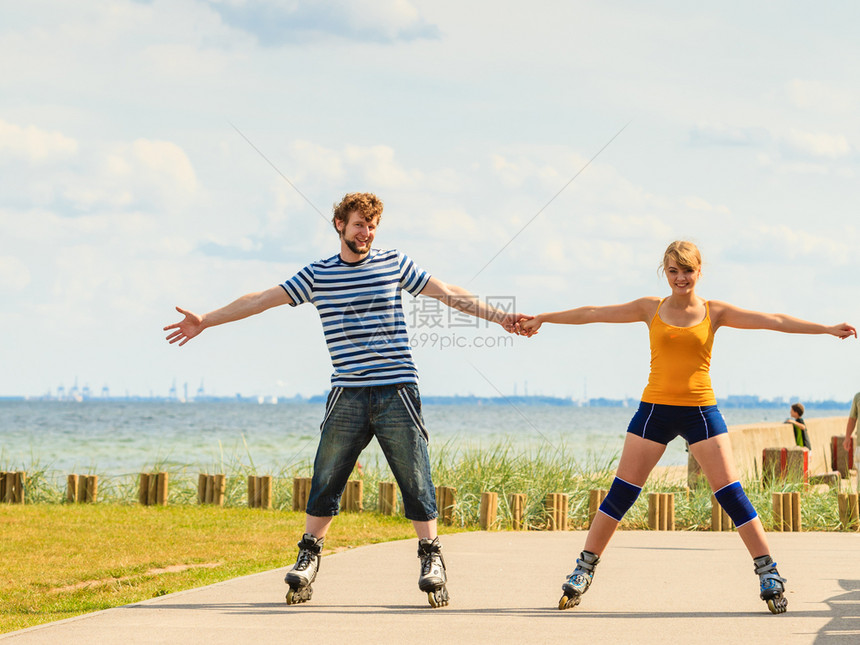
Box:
[337,210,378,256]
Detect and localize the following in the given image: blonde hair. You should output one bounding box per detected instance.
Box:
[661,240,702,273]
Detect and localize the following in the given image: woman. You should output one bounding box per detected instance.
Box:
[520,240,856,614]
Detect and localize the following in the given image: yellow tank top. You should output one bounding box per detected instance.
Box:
[641,299,717,406]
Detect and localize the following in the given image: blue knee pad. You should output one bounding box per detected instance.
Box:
[714,481,757,527]
[599,477,642,521]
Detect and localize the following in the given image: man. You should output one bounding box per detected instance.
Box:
[164,192,528,608]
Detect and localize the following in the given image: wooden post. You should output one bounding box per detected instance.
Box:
[436,486,456,525]
[0,472,5,502]
[648,492,661,530]
[67,474,79,503]
[342,479,363,513]
[248,476,259,508]
[292,477,312,512]
[771,492,783,531]
[85,475,98,503]
[763,447,809,485]
[146,472,157,505]
[260,475,273,510]
[832,436,855,478]
[687,451,706,489]
[662,493,675,531]
[838,493,859,530]
[809,472,840,489]
[479,492,498,530]
[509,493,526,531]
[155,472,168,506]
[780,493,792,532]
[545,493,568,531]
[790,491,801,532]
[253,476,263,508]
[213,474,226,507]
[138,473,150,505]
[378,481,398,515]
[76,475,87,504]
[588,489,607,527]
[3,472,14,503]
[13,472,25,504]
[198,474,208,504]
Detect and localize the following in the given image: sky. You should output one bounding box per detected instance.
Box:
[1,0,858,401]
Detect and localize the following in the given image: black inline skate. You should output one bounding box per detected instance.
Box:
[284,533,324,605]
[558,550,600,610]
[754,555,787,614]
[417,537,449,608]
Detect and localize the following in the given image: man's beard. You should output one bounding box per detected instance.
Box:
[343,235,371,255]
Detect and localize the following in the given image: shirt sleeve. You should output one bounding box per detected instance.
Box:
[851,393,860,420]
[280,263,315,307]
[397,251,431,297]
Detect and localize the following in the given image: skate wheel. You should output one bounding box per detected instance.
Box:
[558,593,579,610]
[285,585,313,605]
[427,588,449,608]
[766,596,787,614]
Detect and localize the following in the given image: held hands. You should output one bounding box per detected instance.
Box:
[499,312,535,335]
[517,316,542,337]
[163,307,205,346]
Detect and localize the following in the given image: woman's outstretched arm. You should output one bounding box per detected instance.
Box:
[519,297,658,336]
[710,300,856,338]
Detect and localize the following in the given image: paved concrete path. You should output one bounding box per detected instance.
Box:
[3,531,858,644]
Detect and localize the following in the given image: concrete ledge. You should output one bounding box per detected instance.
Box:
[718,416,847,479]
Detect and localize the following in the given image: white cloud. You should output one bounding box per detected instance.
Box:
[490,152,570,189]
[725,224,854,266]
[0,256,31,291]
[0,119,78,164]
[689,123,768,147]
[683,196,731,215]
[782,128,851,159]
[56,138,198,212]
[786,79,856,114]
[206,0,440,45]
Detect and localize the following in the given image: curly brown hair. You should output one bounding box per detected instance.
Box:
[332,192,384,232]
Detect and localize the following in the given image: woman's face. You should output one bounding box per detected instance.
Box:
[664,259,701,296]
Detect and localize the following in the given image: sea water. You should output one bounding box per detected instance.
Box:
[0,400,841,477]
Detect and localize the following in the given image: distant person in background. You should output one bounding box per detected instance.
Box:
[521,240,856,615]
[844,391,860,454]
[785,402,811,450]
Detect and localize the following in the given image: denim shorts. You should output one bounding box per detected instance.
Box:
[305,383,438,522]
[626,401,728,445]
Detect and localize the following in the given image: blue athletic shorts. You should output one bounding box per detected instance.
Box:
[626,401,728,445]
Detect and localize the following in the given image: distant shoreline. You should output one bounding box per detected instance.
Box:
[0,394,852,409]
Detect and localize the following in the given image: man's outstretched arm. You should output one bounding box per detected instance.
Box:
[418,276,531,333]
[164,286,293,346]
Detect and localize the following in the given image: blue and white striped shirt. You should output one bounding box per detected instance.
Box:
[280,249,431,387]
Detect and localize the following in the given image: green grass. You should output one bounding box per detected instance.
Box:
[0,505,426,634]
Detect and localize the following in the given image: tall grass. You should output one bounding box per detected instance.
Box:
[2,441,855,531]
